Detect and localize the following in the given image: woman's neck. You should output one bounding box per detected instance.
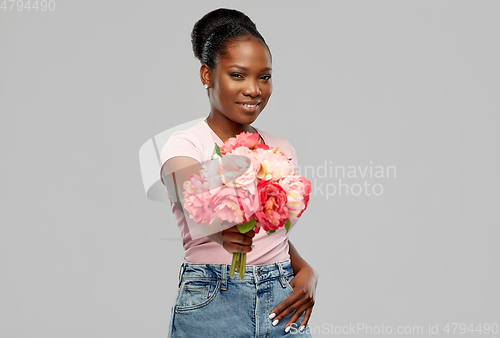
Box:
[205,113,257,143]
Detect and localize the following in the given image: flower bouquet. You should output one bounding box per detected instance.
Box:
[182,131,311,279]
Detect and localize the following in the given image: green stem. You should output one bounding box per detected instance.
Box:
[239,253,243,280]
[230,252,237,278]
[234,253,240,275]
[239,252,246,280]
[243,252,247,277]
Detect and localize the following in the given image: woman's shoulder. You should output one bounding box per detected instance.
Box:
[160,120,212,166]
[169,120,209,141]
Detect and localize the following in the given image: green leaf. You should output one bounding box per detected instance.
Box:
[215,144,222,157]
[266,229,276,235]
[284,219,291,234]
[211,143,223,160]
[237,219,256,234]
[211,143,218,160]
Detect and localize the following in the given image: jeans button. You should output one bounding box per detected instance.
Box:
[257,269,262,276]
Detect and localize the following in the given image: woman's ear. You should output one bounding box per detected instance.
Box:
[200,64,211,88]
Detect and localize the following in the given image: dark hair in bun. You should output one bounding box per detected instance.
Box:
[191,8,271,70]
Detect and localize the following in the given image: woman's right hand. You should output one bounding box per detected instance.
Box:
[220,225,256,255]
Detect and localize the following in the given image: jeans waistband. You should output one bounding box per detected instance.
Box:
[177,259,293,290]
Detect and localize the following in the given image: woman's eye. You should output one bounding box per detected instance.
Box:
[230,73,271,80]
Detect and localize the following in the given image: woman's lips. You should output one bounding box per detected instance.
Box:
[237,102,260,113]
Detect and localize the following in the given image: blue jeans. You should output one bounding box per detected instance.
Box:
[167,259,312,337]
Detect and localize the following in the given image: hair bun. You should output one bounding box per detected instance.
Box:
[191,8,257,61]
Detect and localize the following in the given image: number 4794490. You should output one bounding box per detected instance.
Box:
[1,0,56,11]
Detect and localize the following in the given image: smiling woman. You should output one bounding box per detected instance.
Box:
[202,34,273,137]
[160,8,318,338]
[198,18,273,142]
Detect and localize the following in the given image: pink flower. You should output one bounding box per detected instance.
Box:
[255,148,294,181]
[278,175,312,219]
[222,147,261,192]
[200,158,224,191]
[254,180,289,232]
[220,131,260,154]
[236,131,260,149]
[254,144,289,158]
[183,174,214,225]
[209,186,259,225]
[219,138,239,155]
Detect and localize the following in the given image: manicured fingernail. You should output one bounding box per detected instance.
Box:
[268,313,276,319]
[285,325,291,333]
[272,319,279,326]
[251,245,255,250]
[299,325,305,331]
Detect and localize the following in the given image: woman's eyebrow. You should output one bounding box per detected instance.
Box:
[228,64,272,72]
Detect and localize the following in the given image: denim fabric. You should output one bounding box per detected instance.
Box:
[167,259,312,337]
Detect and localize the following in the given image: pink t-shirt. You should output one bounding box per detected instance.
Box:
[159,120,299,265]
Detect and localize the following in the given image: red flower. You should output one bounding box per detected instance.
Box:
[253,143,270,151]
[254,180,289,232]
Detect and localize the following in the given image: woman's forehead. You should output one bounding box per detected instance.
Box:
[219,38,272,70]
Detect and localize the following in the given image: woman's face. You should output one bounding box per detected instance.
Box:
[207,35,272,125]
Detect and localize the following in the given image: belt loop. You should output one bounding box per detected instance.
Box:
[221,264,227,291]
[178,263,185,287]
[277,261,287,288]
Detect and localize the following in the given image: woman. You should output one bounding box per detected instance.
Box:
[160,8,318,337]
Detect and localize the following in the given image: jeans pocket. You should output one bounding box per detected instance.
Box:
[284,273,295,293]
[175,279,221,312]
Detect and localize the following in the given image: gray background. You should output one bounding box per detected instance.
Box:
[1,1,499,337]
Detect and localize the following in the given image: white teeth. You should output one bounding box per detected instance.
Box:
[240,103,258,108]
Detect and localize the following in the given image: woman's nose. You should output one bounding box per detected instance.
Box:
[242,80,261,97]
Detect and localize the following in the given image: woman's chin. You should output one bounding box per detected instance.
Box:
[219,108,262,126]
[236,111,262,125]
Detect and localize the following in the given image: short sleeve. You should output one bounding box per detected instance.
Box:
[159,131,203,184]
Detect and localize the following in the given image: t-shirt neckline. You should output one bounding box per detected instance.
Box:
[203,119,266,145]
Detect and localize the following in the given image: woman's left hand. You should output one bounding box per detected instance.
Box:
[269,265,318,332]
